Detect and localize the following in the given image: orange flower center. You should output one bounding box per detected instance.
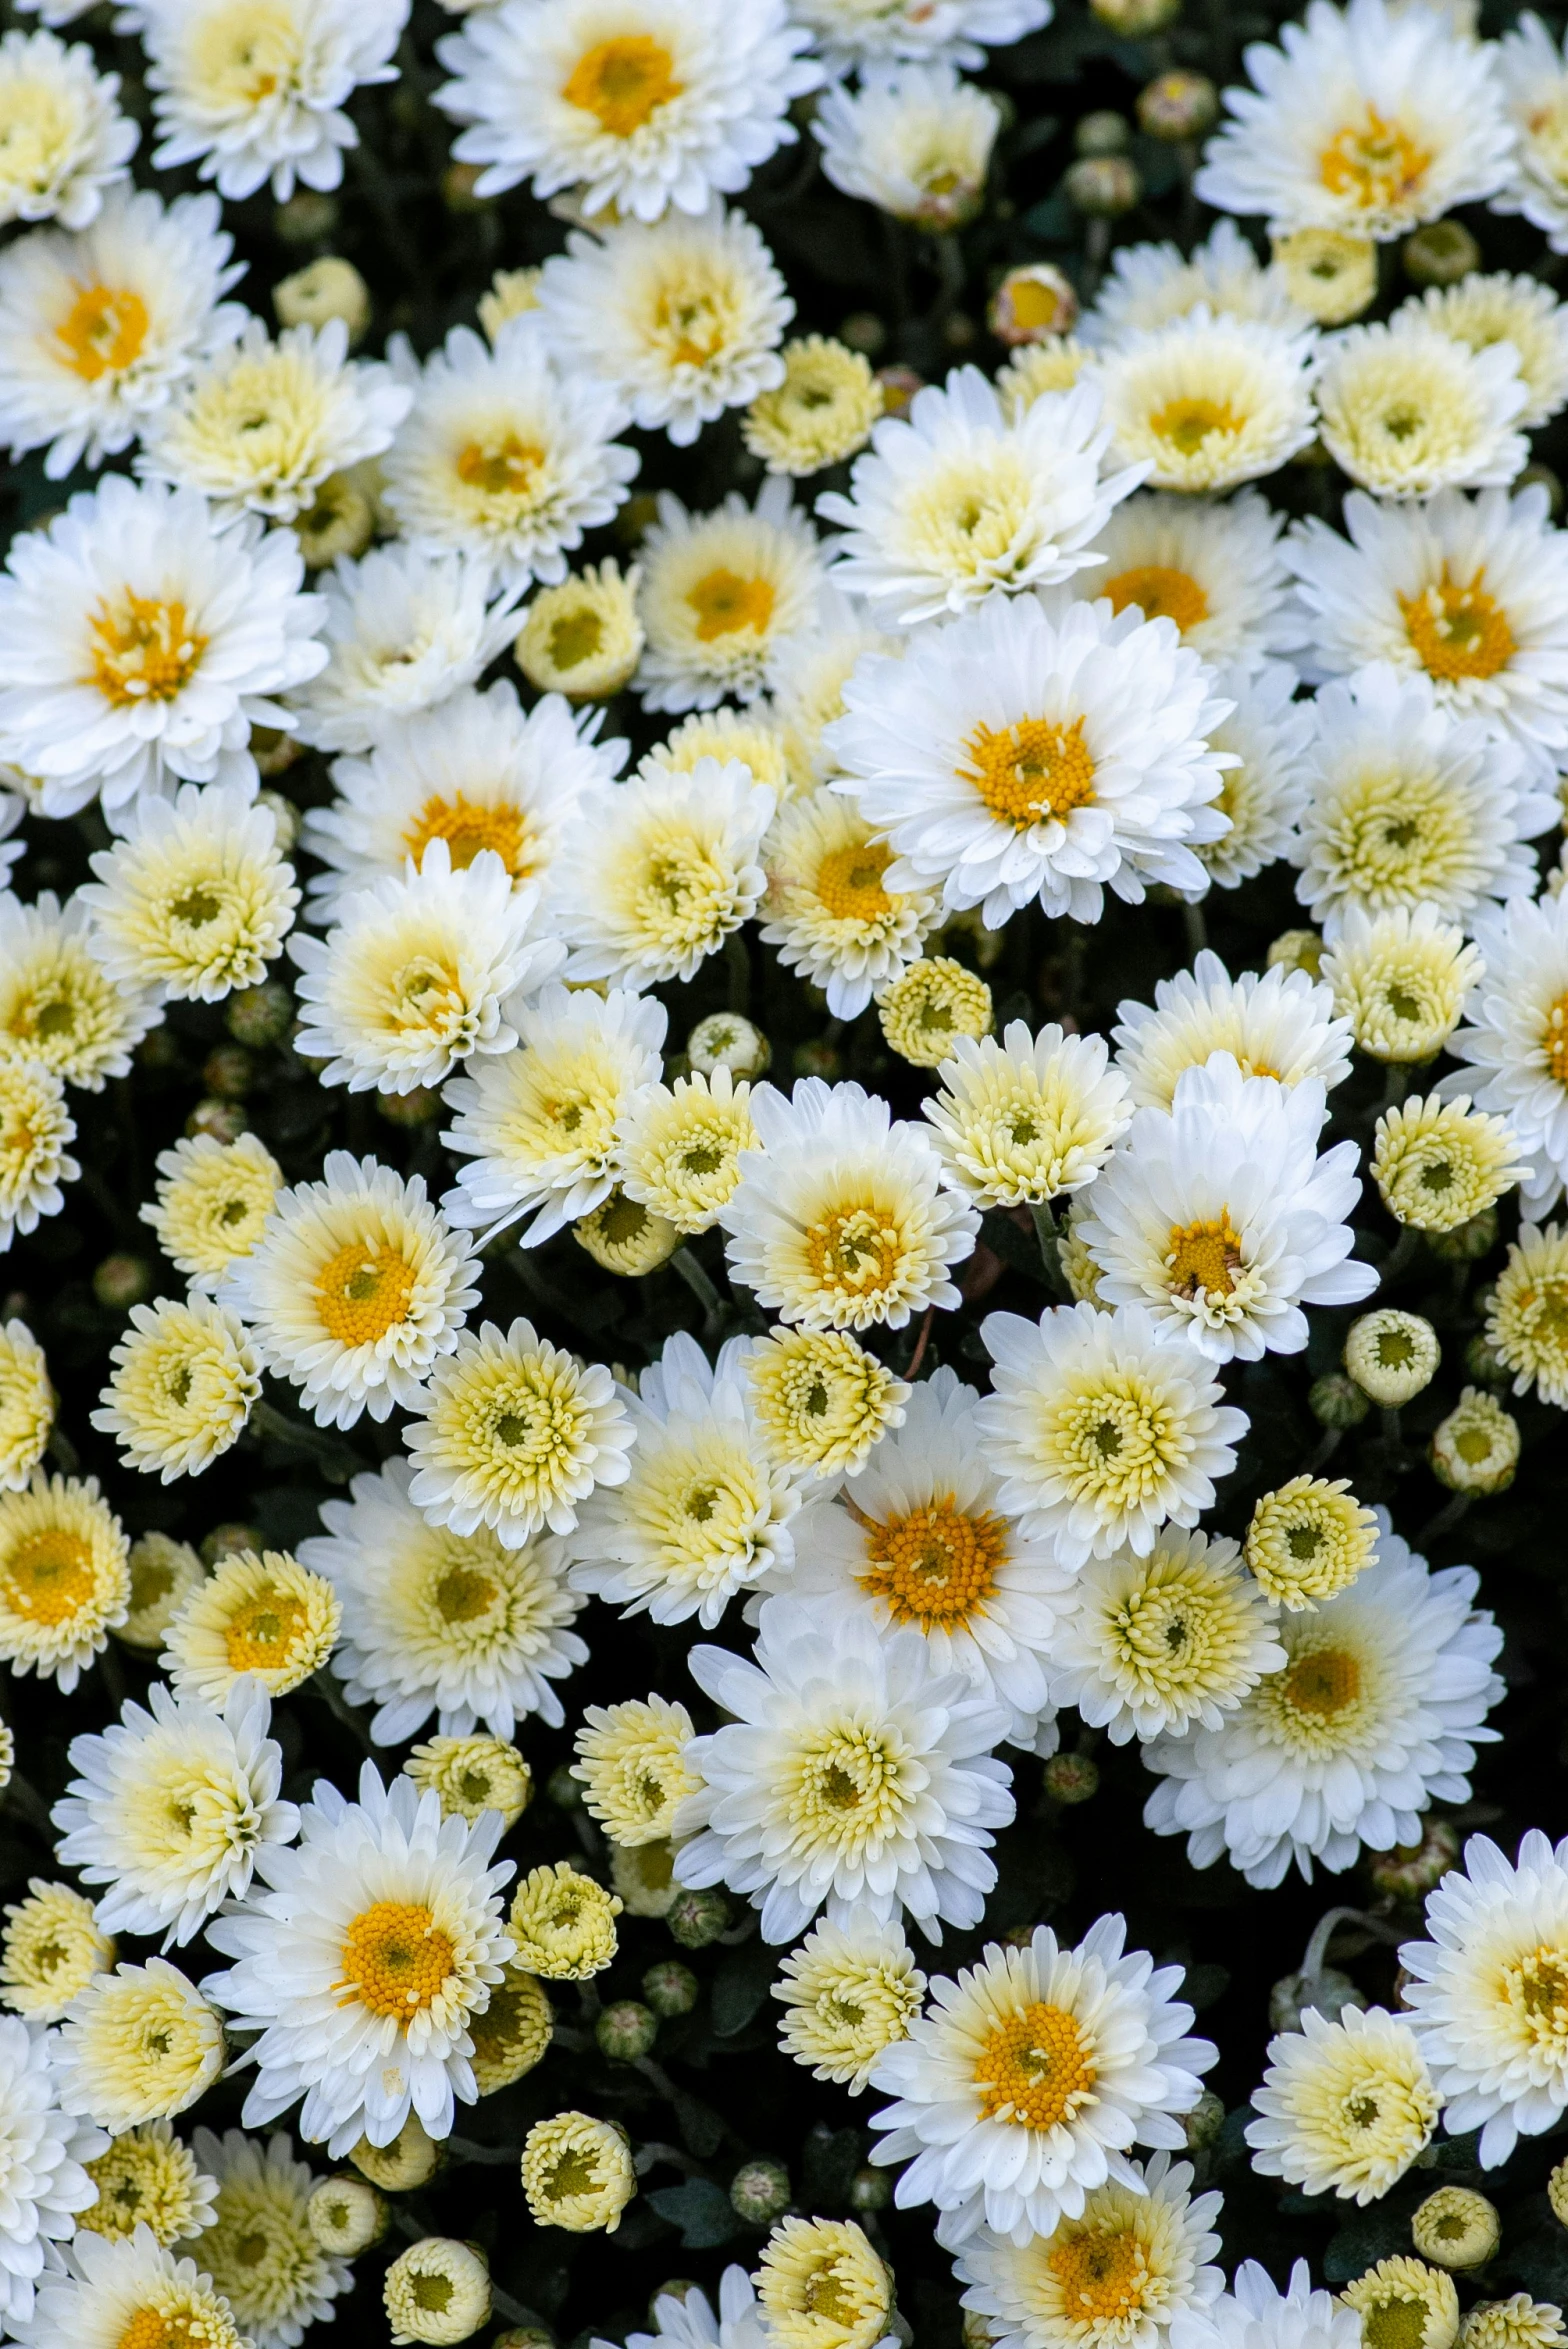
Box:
[56,282,149,380]
[403,792,533,878]
[962,715,1096,831]
[974,1999,1097,2131]
[1319,108,1431,211]
[1049,2229,1150,2320]
[686,568,775,642]
[87,592,207,707]
[561,34,682,137]
[1282,1644,1361,1717]
[814,840,894,922]
[855,1496,1007,1625]
[2,1531,93,1625]
[1398,570,1515,681]
[803,1205,902,1299]
[117,2308,209,2349]
[1166,1214,1243,1301]
[1101,563,1209,633]
[222,1583,308,1674]
[339,1899,456,2020]
[314,1243,417,1346]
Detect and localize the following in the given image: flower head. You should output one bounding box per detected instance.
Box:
[509,1861,620,1980]
[0,27,136,233]
[187,2129,348,2349]
[0,1472,128,1692]
[1321,905,1481,1065]
[757,2216,895,2349]
[384,2235,491,2344]
[1246,2006,1438,2202]
[815,62,1000,230]
[1345,1308,1440,1406]
[1113,951,1351,1113]
[0,890,159,1091]
[119,1534,206,1654]
[18,2227,248,2349]
[404,1735,531,1830]
[742,1326,909,1484]
[774,1911,927,2094]
[746,336,883,475]
[572,1696,699,1846]
[1373,1095,1523,1231]
[514,559,645,701]
[0,2012,105,2332]
[1413,2187,1501,2271]
[1067,489,1305,670]
[761,786,938,1018]
[557,758,773,987]
[521,2111,635,2232]
[1245,1477,1380,1610]
[1341,2259,1460,2349]
[162,1547,340,1707]
[77,2119,217,2248]
[1093,313,1317,493]
[1313,318,1528,499]
[636,478,821,712]
[55,1959,225,2131]
[0,1057,76,1249]
[1412,274,1568,430]
[1,1880,114,2022]
[91,1296,259,1482]
[82,785,300,1003]
[1487,1221,1568,1407]
[290,541,523,755]
[140,1132,283,1294]
[0,1319,52,1492]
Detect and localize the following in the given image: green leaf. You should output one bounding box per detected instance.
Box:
[711,1941,776,2039]
[647,2177,740,2250]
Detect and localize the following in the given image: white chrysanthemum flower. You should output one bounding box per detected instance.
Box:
[923,1022,1132,1211]
[1197,659,1314,890]
[0,481,324,821]
[721,1077,977,1332]
[434,0,818,219]
[1271,229,1378,327]
[1114,951,1353,1113]
[137,317,410,524]
[1442,893,1568,1215]
[741,1326,908,1486]
[0,1058,76,1253]
[1170,2262,1364,2349]
[1082,220,1310,350]
[1091,312,1318,495]
[795,0,1048,73]
[11,2228,246,2349]
[616,1066,757,1237]
[759,787,938,1017]
[203,1762,515,2158]
[0,186,243,479]
[829,593,1232,928]
[139,0,405,202]
[304,1457,587,1741]
[0,1472,127,1692]
[1,1881,113,2027]
[674,1590,1014,1941]
[758,2217,896,2349]
[0,1320,52,1494]
[1313,317,1529,500]
[1061,490,1306,670]
[1142,1518,1503,1888]
[1245,2005,1439,2204]
[869,1918,1216,2247]
[635,479,822,712]
[977,1303,1248,1568]
[140,1133,282,1295]
[572,1694,697,1845]
[382,317,638,589]
[774,1907,926,2095]
[555,758,773,986]
[1494,13,1568,253]
[569,1331,802,1630]
[1411,275,1568,431]
[745,333,884,477]
[1321,901,1481,1065]
[817,370,1141,625]
[90,1295,260,1482]
[515,558,645,701]
[289,541,524,754]
[536,200,792,449]
[0,27,137,231]
[441,982,666,1246]
[51,1678,297,1948]
[161,1547,339,1708]
[645,705,794,798]
[76,2117,217,2248]
[1486,1220,1568,1408]
[814,63,1001,231]
[0,2014,104,2334]
[1194,0,1512,239]
[218,1151,480,1429]
[0,891,158,1091]
[80,785,299,1003]
[190,2129,349,2349]
[1283,485,1568,772]
[53,1961,225,2134]
[953,2152,1225,2349]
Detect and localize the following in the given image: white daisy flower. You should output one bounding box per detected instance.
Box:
[1399,1827,1568,2166]
[0,1320,53,1495]
[1196,660,1314,891]
[136,317,411,525]
[189,2128,350,2349]
[381,317,638,590]
[1082,220,1310,349]
[78,784,300,1003]
[817,369,1141,625]
[674,1589,1015,1941]
[635,479,823,712]
[1114,951,1352,1113]
[434,0,819,220]
[90,1294,260,1481]
[1245,2004,1439,2204]
[440,982,666,1247]
[0,482,325,822]
[1410,274,1568,430]
[10,2228,246,2349]
[977,1302,1248,1568]
[1059,490,1306,670]
[813,63,1002,232]
[51,1959,224,2136]
[0,891,159,1091]
[303,1457,588,1741]
[1313,316,1529,500]
[868,1917,1216,2246]
[922,1021,1133,1210]
[774,1907,927,2095]
[288,541,524,754]
[0,2014,105,2335]
[1442,892,1568,1216]
[0,186,243,479]
[759,786,940,1018]
[1090,311,1318,495]
[536,200,792,449]
[1143,1518,1504,1888]
[1492,13,1568,254]
[51,1678,298,1949]
[139,0,406,203]
[203,1761,515,2158]
[0,28,137,231]
[0,1060,77,1253]
[720,1076,978,1332]
[1169,2263,1363,2349]
[569,1331,803,1630]
[827,593,1232,929]
[1194,0,1513,239]
[218,1150,480,1429]
[140,1132,282,1296]
[794,0,1048,74]
[555,758,773,988]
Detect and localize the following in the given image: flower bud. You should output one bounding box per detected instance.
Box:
[1430,1388,1519,1495]
[273,191,338,244]
[186,1098,248,1144]
[1413,2186,1500,2270]
[642,1960,700,2017]
[667,1886,732,1948]
[1309,1372,1371,1430]
[1403,219,1481,287]
[1089,0,1181,28]
[1137,71,1218,142]
[201,1522,262,1567]
[1268,1966,1367,2033]
[92,1253,154,1311]
[350,2115,442,2192]
[873,364,924,421]
[307,2175,386,2256]
[225,981,294,1048]
[687,1013,770,1080]
[202,1046,254,1100]
[1267,928,1324,978]
[273,256,371,344]
[1183,2090,1225,2151]
[1075,110,1131,155]
[383,2237,490,2344]
[1345,1310,1440,1407]
[1065,155,1142,217]
[731,2158,792,2226]
[596,2001,659,2062]
[1367,1818,1461,1902]
[1428,1206,1499,1262]
[1043,1752,1100,1805]
[989,263,1079,347]
[850,2165,893,2212]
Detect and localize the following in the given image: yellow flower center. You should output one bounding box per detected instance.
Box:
[118,2309,207,2349]
[814,840,894,922]
[547,608,604,672]
[435,1565,499,1625]
[87,592,207,707]
[1361,2301,1432,2349]
[686,567,776,642]
[403,792,533,878]
[339,1899,456,2019]
[792,1725,908,1856]
[455,434,547,499]
[1319,108,1431,211]
[314,1243,417,1346]
[854,1496,1006,1625]
[803,1205,902,1298]
[1542,991,1568,1087]
[188,3,300,109]
[802,2262,865,2326]
[654,286,727,369]
[974,1999,1097,2130]
[1049,2228,1149,2320]
[55,282,149,381]
[2,1530,93,1625]
[962,714,1097,830]
[1398,571,1516,682]
[1101,563,1209,633]
[1508,1944,1568,2044]
[1281,1644,1361,1717]
[222,1583,307,1673]
[561,34,682,136]
[1149,398,1243,457]
[1166,1214,1243,1301]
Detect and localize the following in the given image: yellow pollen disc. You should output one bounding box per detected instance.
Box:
[1319,108,1432,210]
[814,840,894,922]
[548,609,604,671]
[686,567,776,642]
[435,1565,499,1624]
[1282,1644,1361,1717]
[1149,397,1243,456]
[222,1584,307,1673]
[1166,1215,1243,1301]
[338,1899,457,2020]
[974,1999,1097,2131]
[455,434,547,498]
[962,714,1097,831]
[804,1205,902,1297]
[118,2309,206,2349]
[313,1243,418,1346]
[654,288,726,369]
[55,282,149,381]
[561,34,683,137]
[855,1496,1007,1626]
[1049,2229,1150,2320]
[1510,1944,1568,2037]
[1101,563,1210,633]
[1398,570,1516,681]
[803,2265,861,2326]
[87,592,208,708]
[2,1531,93,1626]
[403,792,532,877]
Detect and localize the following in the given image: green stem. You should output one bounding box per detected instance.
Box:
[1028,1199,1072,1299]
[672,1245,725,1339]
[1181,897,1208,966]
[252,1399,362,1485]
[1378,1227,1422,1292]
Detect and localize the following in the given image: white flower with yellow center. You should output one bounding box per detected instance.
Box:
[924,1021,1133,1211]
[636,479,822,711]
[1271,229,1377,326]
[720,1076,978,1332]
[952,2152,1225,2349]
[1091,312,1317,495]
[434,0,818,220]
[1441,893,1568,1215]
[203,1761,515,2158]
[1061,490,1306,670]
[818,369,1141,625]
[137,316,410,524]
[441,982,666,1246]
[0,1472,128,1693]
[0,480,325,821]
[646,706,796,798]
[1321,901,1480,1064]
[140,0,406,202]
[218,1151,480,1428]
[1113,951,1352,1113]
[189,2129,349,2349]
[774,1908,927,2095]
[54,1961,225,2133]
[140,1132,283,1295]
[616,1066,757,1237]
[404,1735,532,1832]
[742,1325,910,1485]
[1494,14,1568,254]
[0,1319,51,1494]
[305,1457,585,1741]
[795,0,1048,73]
[757,2216,896,2349]
[1400,1828,1568,2165]
[515,558,645,701]
[761,785,939,1017]
[1083,220,1310,350]
[120,1534,205,1657]
[745,334,884,477]
[868,1918,1217,2246]
[0,1057,75,1252]
[536,200,792,448]
[1194,0,1512,239]
[521,2112,634,2234]
[1246,2004,1439,2204]
[90,1295,260,1482]
[0,892,158,1092]
[80,784,299,1003]
[569,1330,801,1630]
[1,1880,113,2024]
[76,2119,217,2248]
[0,27,137,231]
[0,2014,105,2334]
[382,317,638,589]
[1143,1520,1503,1888]
[289,541,525,754]
[813,63,1001,232]
[12,2227,245,2349]
[572,1694,699,1845]
[1313,317,1529,500]
[556,758,773,987]
[1410,275,1568,431]
[976,1302,1248,1568]
[828,594,1232,929]
[1196,660,1314,891]
[0,185,243,479]
[1373,1093,1524,1231]
[1486,1220,1568,1408]
[674,1590,1015,1941]
[51,1677,297,1948]
[161,1547,340,1707]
